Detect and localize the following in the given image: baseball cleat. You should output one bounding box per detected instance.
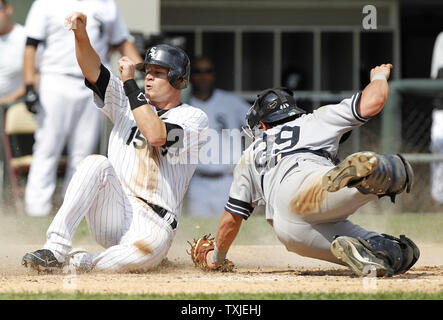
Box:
[22,249,64,273]
[322,151,379,192]
[330,236,393,277]
[66,248,91,272]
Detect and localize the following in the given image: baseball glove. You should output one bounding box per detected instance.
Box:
[187,234,234,272]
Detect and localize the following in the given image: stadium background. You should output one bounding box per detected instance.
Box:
[2,0,443,214]
[0,0,443,299]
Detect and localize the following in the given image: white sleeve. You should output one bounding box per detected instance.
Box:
[224,153,257,220]
[87,66,127,124]
[24,0,47,40]
[431,32,443,79]
[314,92,369,131]
[107,3,129,46]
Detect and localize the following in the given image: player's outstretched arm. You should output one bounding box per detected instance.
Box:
[66,12,101,84]
[206,210,243,268]
[359,63,392,118]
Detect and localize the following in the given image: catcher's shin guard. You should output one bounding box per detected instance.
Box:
[322,151,414,202]
[330,234,420,277]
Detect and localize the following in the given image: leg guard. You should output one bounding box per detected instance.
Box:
[331,234,420,277]
[323,152,414,203]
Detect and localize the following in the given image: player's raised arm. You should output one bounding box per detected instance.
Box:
[66,12,101,84]
[118,56,167,146]
[359,63,392,118]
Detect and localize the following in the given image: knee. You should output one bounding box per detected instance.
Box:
[77,155,112,177]
[281,238,314,258]
[80,154,110,167]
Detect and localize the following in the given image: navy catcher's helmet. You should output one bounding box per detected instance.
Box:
[246,87,306,129]
[136,44,190,90]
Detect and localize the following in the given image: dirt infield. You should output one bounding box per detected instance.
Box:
[1,242,442,295]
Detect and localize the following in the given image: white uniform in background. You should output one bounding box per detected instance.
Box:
[430,31,443,204]
[0,24,26,98]
[24,0,130,216]
[225,93,381,262]
[187,89,250,216]
[43,67,208,271]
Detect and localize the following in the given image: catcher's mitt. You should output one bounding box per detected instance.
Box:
[187,234,234,272]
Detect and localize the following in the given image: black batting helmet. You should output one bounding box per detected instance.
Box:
[136,44,190,90]
[246,87,306,129]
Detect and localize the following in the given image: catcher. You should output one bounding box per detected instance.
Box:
[189,63,420,277]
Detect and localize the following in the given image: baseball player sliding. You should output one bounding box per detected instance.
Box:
[189,64,420,277]
[22,12,208,273]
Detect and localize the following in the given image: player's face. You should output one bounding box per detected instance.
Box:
[144,64,174,102]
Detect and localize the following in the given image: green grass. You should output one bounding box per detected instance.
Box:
[2,212,443,245]
[348,212,443,243]
[1,291,442,300]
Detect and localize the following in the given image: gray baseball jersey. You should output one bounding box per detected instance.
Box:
[224,92,370,220]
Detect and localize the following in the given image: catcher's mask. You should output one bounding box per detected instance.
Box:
[136,44,190,90]
[245,87,306,130]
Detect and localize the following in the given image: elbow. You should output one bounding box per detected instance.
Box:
[360,95,387,118]
[143,129,167,147]
[150,136,167,147]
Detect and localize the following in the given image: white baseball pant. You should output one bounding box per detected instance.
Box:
[43,155,175,272]
[430,109,443,204]
[25,73,102,217]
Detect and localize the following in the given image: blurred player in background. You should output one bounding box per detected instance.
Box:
[0,0,26,105]
[22,0,142,217]
[430,31,443,204]
[186,56,250,216]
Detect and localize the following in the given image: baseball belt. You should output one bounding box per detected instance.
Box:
[196,171,225,178]
[136,197,178,230]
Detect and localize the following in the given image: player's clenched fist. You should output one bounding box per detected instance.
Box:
[118,56,136,83]
[64,12,87,32]
[370,63,393,81]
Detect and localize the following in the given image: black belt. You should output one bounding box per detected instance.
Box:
[196,171,225,178]
[136,197,177,230]
[278,148,340,165]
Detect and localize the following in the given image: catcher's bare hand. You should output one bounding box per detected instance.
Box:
[370,63,393,81]
[187,234,234,272]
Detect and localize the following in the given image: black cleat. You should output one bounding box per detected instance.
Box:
[22,249,64,273]
[331,236,392,277]
[331,234,420,277]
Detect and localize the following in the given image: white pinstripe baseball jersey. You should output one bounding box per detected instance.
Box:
[225,92,370,220]
[91,66,209,217]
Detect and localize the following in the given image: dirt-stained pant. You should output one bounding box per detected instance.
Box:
[44,155,175,272]
[271,161,379,265]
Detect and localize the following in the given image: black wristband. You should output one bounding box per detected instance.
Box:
[26,84,34,93]
[123,79,148,110]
